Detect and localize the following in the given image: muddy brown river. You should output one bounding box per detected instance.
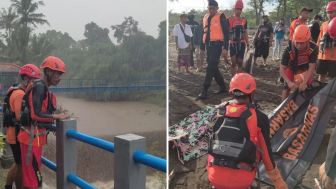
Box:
[57,95,166,135]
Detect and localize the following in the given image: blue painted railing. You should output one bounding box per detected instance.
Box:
[67,173,96,189]
[66,130,115,153]
[41,122,166,189]
[0,79,166,95]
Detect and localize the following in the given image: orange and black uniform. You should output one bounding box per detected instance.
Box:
[202,12,229,91]
[207,102,276,189]
[289,18,306,44]
[281,42,318,88]
[317,21,336,78]
[228,16,248,59]
[6,87,25,164]
[17,80,56,188]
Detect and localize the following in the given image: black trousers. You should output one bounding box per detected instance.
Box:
[203,41,226,90]
[190,47,195,67]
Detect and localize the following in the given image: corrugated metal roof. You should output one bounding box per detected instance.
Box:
[0,63,20,73]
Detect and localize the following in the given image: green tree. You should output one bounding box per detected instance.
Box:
[111,16,140,43]
[29,34,54,64]
[84,22,112,46]
[0,7,18,61]
[10,0,49,64]
[0,7,17,39]
[44,30,76,50]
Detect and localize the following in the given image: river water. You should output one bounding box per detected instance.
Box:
[42,95,166,188]
[57,95,166,135]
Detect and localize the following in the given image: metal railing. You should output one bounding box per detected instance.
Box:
[41,119,166,189]
[0,79,166,95]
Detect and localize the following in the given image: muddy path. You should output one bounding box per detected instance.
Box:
[168,40,335,189]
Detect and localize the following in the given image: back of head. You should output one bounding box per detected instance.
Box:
[19,64,41,79]
[229,73,256,98]
[314,14,322,21]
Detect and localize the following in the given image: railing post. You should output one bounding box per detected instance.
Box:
[114,134,146,189]
[56,119,77,189]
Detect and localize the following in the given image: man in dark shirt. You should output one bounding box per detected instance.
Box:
[187,13,200,68]
[198,0,230,100]
[279,25,317,100]
[253,15,274,66]
[310,14,323,43]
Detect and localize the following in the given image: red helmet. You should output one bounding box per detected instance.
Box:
[229,73,256,94]
[328,17,336,39]
[293,25,311,42]
[235,0,244,9]
[19,64,41,79]
[326,1,336,12]
[41,56,66,73]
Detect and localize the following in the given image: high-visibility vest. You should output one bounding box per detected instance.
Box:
[289,18,306,41]
[203,12,224,43]
[318,21,336,61]
[228,16,247,43]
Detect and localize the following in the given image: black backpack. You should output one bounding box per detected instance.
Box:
[208,103,257,165]
[2,85,24,127]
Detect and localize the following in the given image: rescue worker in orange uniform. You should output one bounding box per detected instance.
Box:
[198,0,229,100]
[279,25,317,100]
[317,1,336,83]
[4,64,41,189]
[207,73,288,189]
[318,15,336,189]
[228,0,249,75]
[17,56,70,189]
[289,7,313,45]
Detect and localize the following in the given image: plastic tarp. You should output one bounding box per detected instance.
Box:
[259,79,336,189]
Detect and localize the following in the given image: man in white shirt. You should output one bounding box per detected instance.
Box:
[173,14,193,73]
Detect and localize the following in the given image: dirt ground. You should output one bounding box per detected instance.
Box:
[168,39,335,189]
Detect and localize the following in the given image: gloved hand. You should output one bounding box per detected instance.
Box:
[267,167,288,189]
[319,162,336,189]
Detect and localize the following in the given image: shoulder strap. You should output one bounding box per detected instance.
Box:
[6,86,24,98]
[179,24,190,42]
[239,103,257,138]
[179,24,185,34]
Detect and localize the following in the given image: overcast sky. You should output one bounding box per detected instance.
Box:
[0,0,166,40]
[169,0,273,13]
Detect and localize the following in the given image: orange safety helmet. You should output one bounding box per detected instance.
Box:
[229,73,256,94]
[19,64,41,79]
[40,56,66,73]
[293,25,311,42]
[328,17,336,39]
[326,1,336,12]
[234,0,244,9]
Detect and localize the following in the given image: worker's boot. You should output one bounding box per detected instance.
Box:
[197,89,208,100]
